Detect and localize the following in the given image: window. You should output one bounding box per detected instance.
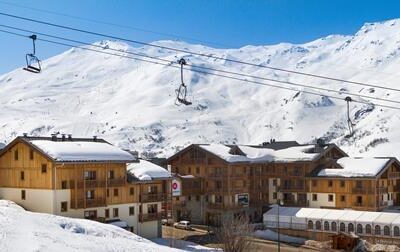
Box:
[188,196,192,201]
[176,196,180,201]
[331,222,337,232]
[148,185,158,194]
[312,194,317,201]
[113,188,119,197]
[14,149,18,161]
[273,179,277,186]
[328,180,333,187]
[394,226,400,236]
[196,167,200,174]
[357,224,363,234]
[86,190,95,199]
[316,221,322,230]
[21,190,26,200]
[61,180,68,189]
[356,196,363,205]
[147,204,158,214]
[375,225,381,235]
[324,221,329,231]
[129,206,135,216]
[273,192,277,199]
[216,180,222,189]
[61,202,68,212]
[340,223,346,232]
[107,189,109,197]
[366,224,372,234]
[348,223,354,233]
[130,187,134,195]
[328,194,334,202]
[29,149,34,160]
[307,220,313,230]
[356,181,362,188]
[108,170,114,179]
[312,180,317,187]
[205,195,208,202]
[113,208,119,217]
[384,226,390,236]
[196,195,200,201]
[340,180,345,187]
[41,164,47,173]
[340,195,346,202]
[188,167,191,173]
[215,195,223,203]
[105,209,109,218]
[84,171,96,180]
[20,171,24,181]
[84,210,97,219]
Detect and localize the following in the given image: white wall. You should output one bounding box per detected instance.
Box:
[0,187,54,213]
[138,220,159,239]
[307,193,336,208]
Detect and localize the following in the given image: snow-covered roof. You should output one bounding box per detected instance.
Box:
[127,159,171,181]
[317,157,391,177]
[29,140,136,162]
[264,207,400,227]
[198,144,322,163]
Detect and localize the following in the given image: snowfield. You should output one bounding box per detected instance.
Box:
[0,200,181,252]
[2,18,400,157]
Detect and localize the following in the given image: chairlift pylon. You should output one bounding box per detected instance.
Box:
[175,58,192,106]
[344,96,355,137]
[23,34,41,73]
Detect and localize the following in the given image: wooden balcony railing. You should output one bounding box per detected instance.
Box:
[140,193,168,203]
[352,187,374,194]
[389,172,400,178]
[71,197,106,209]
[77,180,106,188]
[377,187,388,194]
[353,202,375,208]
[107,178,126,187]
[139,212,163,222]
[280,184,306,192]
[283,199,308,207]
[207,202,247,210]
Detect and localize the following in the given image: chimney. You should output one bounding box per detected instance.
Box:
[68,134,72,141]
[93,136,97,142]
[23,133,28,137]
[61,134,66,141]
[51,134,57,141]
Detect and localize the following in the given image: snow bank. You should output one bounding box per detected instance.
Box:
[199,144,319,163]
[30,140,136,162]
[318,157,390,177]
[254,229,306,244]
[0,200,180,252]
[151,238,221,251]
[127,159,171,180]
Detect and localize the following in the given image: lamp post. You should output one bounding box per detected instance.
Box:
[277,188,283,252]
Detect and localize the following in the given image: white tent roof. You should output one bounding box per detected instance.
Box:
[339,210,364,222]
[373,212,400,225]
[320,209,348,221]
[356,211,382,224]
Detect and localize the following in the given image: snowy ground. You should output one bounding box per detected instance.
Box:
[151,238,222,251]
[2,18,400,158]
[0,200,181,252]
[253,229,306,244]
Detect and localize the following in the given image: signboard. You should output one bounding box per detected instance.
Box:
[237,193,249,206]
[172,179,181,197]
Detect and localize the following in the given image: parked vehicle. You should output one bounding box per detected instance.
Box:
[173,220,192,230]
[161,219,174,226]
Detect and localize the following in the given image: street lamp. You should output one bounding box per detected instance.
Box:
[277,188,284,252]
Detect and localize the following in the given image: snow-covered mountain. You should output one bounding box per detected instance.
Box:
[2,18,400,158]
[0,200,180,252]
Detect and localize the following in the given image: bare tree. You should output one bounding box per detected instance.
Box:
[215,215,253,252]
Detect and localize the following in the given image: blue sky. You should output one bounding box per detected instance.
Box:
[0,0,400,74]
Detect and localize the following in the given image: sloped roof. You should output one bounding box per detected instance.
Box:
[127,159,171,181]
[316,157,394,178]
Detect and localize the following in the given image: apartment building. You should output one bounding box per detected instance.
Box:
[167,140,346,226]
[0,135,171,238]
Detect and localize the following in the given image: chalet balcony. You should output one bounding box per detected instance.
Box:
[283,199,308,207]
[173,201,187,209]
[389,172,400,178]
[140,193,168,203]
[71,197,106,209]
[280,184,306,192]
[352,187,374,194]
[77,180,106,188]
[377,187,388,194]
[182,187,203,196]
[139,212,163,222]
[207,172,228,178]
[207,202,247,210]
[353,202,375,208]
[107,178,126,187]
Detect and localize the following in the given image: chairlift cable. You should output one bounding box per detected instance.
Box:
[1,29,400,111]
[1,11,400,92]
[1,24,400,105]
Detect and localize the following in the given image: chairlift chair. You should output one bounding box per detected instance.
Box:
[175,58,192,106]
[23,35,41,73]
